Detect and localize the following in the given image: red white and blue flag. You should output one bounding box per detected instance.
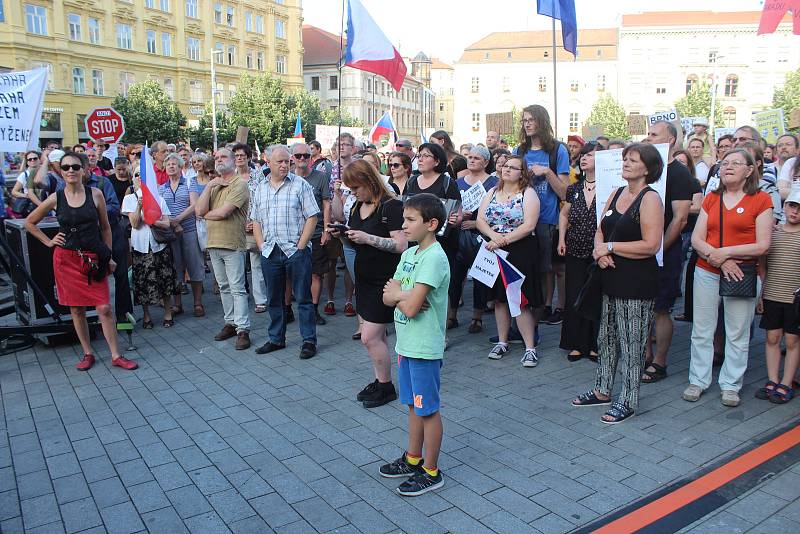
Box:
[139,142,163,225]
[369,111,397,143]
[292,112,303,138]
[345,0,407,92]
[497,255,528,317]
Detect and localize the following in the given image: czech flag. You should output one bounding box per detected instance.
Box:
[537,0,578,57]
[345,0,407,92]
[293,112,303,138]
[369,112,397,143]
[497,255,528,317]
[139,142,163,226]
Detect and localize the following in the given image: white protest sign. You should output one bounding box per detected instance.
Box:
[0,68,48,152]
[103,143,119,163]
[714,127,736,143]
[648,110,679,126]
[468,239,508,288]
[314,125,363,152]
[594,143,669,265]
[460,181,487,213]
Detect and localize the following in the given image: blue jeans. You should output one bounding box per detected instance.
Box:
[262,247,316,345]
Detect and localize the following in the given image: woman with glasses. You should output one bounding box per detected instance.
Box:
[387,151,412,195]
[447,146,498,334]
[11,150,44,217]
[684,149,773,408]
[477,155,542,367]
[24,151,138,371]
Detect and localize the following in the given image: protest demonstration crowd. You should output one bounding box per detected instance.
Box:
[1,101,799,497]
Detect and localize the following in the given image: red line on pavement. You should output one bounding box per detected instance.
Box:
[594,424,800,534]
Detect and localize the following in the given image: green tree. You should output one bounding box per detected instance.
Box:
[675,82,722,125]
[186,105,236,151]
[773,67,800,131]
[587,95,629,139]
[110,80,187,143]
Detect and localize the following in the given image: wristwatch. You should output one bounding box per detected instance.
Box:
[607,242,614,253]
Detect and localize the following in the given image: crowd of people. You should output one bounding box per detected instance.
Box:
[5,105,800,496]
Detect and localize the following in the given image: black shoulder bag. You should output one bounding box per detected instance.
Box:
[717,196,757,298]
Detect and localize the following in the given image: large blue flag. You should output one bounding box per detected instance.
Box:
[537,0,577,56]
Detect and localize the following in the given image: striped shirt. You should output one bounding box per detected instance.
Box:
[763,225,800,304]
[251,172,320,258]
[159,176,195,233]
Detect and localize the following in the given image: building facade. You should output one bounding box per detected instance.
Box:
[302,25,435,146]
[618,11,800,128]
[0,0,303,145]
[453,29,619,144]
[431,58,454,134]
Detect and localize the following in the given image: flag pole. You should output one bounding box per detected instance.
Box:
[551,17,558,139]
[338,0,345,180]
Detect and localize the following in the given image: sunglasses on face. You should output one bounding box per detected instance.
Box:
[60,164,83,172]
[27,157,39,162]
[293,153,311,159]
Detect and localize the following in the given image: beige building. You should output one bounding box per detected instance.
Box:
[0,0,303,145]
[431,58,454,134]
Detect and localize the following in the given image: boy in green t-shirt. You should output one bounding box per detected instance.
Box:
[381,193,450,496]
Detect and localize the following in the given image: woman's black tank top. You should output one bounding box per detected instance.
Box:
[56,186,102,251]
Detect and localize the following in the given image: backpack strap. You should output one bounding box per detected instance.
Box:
[549,142,565,177]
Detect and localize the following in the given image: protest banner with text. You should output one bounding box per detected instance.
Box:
[0,68,48,152]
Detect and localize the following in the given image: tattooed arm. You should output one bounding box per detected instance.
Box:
[346,228,407,254]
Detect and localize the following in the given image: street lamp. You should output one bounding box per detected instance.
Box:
[708,53,725,139]
[210,49,224,151]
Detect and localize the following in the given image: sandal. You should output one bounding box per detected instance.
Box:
[601,402,635,424]
[588,352,598,362]
[142,319,154,329]
[193,304,205,317]
[467,319,482,334]
[769,384,795,404]
[755,380,778,400]
[567,351,583,362]
[254,304,267,314]
[171,306,184,316]
[446,317,459,330]
[352,332,361,340]
[673,313,691,322]
[163,318,174,328]
[572,390,612,407]
[642,363,667,383]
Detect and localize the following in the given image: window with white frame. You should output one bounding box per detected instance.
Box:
[72,67,85,94]
[214,42,223,63]
[246,50,253,69]
[275,19,285,38]
[227,45,236,66]
[116,23,133,50]
[146,30,156,53]
[597,74,606,92]
[471,77,479,93]
[276,55,286,74]
[538,76,546,92]
[256,15,264,33]
[163,78,173,99]
[68,14,81,41]
[213,3,222,23]
[189,80,202,102]
[187,37,200,61]
[256,51,264,70]
[311,76,319,90]
[569,112,578,132]
[160,0,169,12]
[119,72,135,96]
[226,6,234,26]
[91,69,104,96]
[145,0,154,8]
[245,11,253,32]
[88,17,100,44]
[185,0,197,18]
[502,76,510,93]
[161,33,171,56]
[25,4,48,35]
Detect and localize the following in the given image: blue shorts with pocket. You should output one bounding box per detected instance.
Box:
[398,355,442,416]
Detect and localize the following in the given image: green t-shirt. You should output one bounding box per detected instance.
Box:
[392,242,451,360]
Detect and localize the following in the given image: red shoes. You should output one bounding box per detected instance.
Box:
[76,354,95,371]
[323,301,336,315]
[112,356,139,370]
[344,302,356,317]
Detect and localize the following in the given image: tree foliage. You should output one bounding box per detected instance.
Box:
[587,95,629,140]
[188,73,361,151]
[675,82,723,125]
[773,67,800,131]
[110,80,187,144]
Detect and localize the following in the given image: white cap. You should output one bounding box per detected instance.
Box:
[693,117,709,127]
[786,186,800,206]
[47,149,65,163]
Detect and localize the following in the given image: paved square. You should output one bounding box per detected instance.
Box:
[0,277,797,533]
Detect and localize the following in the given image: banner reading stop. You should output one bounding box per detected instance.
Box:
[84,107,126,144]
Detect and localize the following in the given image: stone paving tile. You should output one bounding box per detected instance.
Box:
[1,282,798,532]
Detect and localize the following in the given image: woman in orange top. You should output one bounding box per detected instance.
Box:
[684,149,773,408]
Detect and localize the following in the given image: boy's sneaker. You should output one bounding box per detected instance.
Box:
[488,328,523,344]
[521,348,538,368]
[396,470,444,497]
[380,453,424,478]
[488,343,508,360]
[357,379,379,401]
[362,382,398,409]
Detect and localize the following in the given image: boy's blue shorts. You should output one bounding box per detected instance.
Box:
[398,355,442,416]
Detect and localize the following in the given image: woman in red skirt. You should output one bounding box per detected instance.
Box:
[25,151,138,371]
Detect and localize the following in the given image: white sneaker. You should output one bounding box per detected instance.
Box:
[488,343,508,360]
[521,349,538,367]
[721,390,740,407]
[682,384,702,402]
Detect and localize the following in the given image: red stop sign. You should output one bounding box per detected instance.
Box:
[85,107,126,144]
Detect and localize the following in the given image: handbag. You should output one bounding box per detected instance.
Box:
[717,197,757,298]
[151,224,176,244]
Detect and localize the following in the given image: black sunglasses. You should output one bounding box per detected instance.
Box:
[26,157,40,162]
[293,153,311,159]
[60,164,83,172]
[388,162,403,168]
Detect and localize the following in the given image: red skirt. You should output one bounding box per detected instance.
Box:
[53,247,110,307]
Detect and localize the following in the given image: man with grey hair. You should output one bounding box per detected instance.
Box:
[150,141,169,185]
[252,145,320,359]
[395,138,417,172]
[486,131,500,151]
[291,142,331,325]
[196,147,252,349]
